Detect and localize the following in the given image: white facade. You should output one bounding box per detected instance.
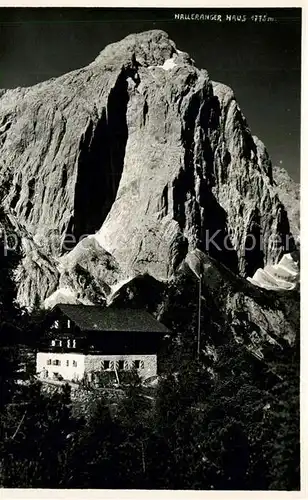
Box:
[36,352,157,382]
[36,352,85,382]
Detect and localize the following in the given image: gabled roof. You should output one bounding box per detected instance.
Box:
[54,304,170,334]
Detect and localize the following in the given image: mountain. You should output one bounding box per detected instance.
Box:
[272,165,300,242]
[0,30,299,345]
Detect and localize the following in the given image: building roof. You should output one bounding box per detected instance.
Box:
[55,304,170,334]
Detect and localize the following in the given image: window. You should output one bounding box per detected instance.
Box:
[103,360,110,370]
[67,319,71,329]
[53,360,61,366]
[73,340,76,348]
[52,339,62,347]
[54,320,59,329]
[45,370,48,378]
[47,359,52,365]
[118,360,124,371]
[67,339,71,348]
[73,360,77,367]
[134,360,141,369]
[66,360,69,367]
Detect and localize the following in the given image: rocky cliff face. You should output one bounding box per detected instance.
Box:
[272,165,300,242]
[181,249,299,351]
[0,30,297,310]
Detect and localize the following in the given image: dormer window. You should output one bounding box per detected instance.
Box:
[51,339,62,347]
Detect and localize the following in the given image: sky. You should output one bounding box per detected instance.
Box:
[0,7,301,181]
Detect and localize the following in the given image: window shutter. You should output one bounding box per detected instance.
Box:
[124,360,129,370]
[110,361,114,370]
[140,360,144,369]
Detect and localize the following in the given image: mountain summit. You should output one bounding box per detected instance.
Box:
[0,30,298,309]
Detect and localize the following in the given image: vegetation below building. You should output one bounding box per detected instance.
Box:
[0,239,300,490]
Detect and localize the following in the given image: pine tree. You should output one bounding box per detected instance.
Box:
[64,395,120,488]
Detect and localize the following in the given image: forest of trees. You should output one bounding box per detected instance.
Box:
[0,235,300,490]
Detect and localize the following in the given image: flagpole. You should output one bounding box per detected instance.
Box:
[197,272,202,360]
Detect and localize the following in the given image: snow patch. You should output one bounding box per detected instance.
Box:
[148,57,177,71]
[160,58,177,70]
[247,253,299,291]
[44,287,77,309]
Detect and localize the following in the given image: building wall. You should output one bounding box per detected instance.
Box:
[36,352,85,381]
[36,352,157,381]
[84,354,157,379]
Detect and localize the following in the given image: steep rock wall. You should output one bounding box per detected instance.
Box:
[0,30,295,308]
[272,165,300,242]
